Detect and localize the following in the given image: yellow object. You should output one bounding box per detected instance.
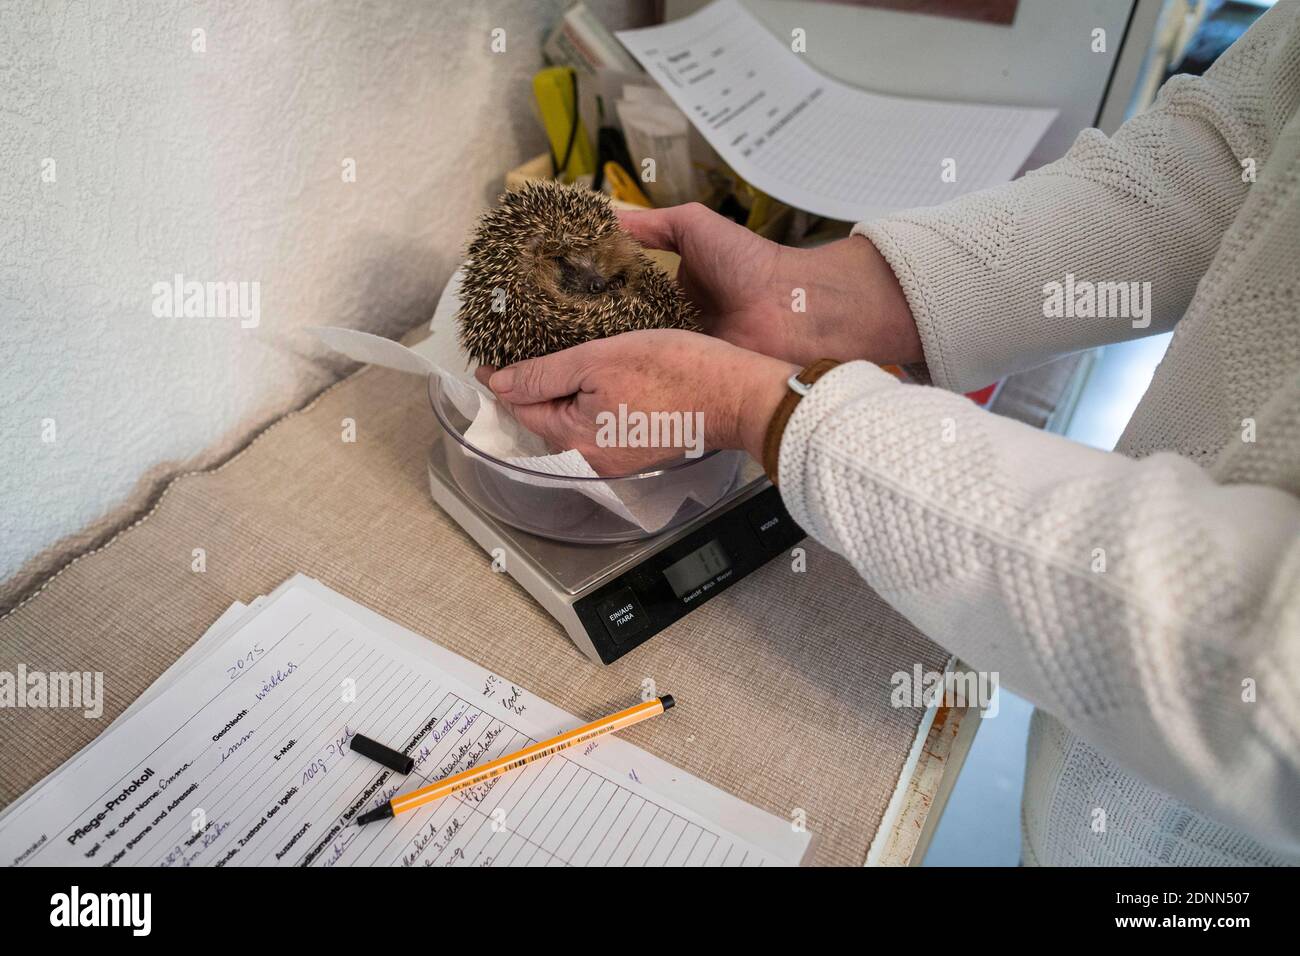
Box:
[504,152,554,191]
[532,67,594,183]
[365,697,674,822]
[604,161,653,207]
[745,190,774,232]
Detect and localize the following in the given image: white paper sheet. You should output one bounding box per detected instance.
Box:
[0,577,809,867]
[616,0,1057,221]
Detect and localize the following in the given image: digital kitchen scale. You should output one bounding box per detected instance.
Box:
[427,436,806,664]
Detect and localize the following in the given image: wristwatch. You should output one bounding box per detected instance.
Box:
[761,358,841,486]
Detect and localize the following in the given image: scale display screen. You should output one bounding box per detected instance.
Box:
[662,539,731,598]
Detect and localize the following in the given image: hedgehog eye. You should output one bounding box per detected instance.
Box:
[554,257,578,278]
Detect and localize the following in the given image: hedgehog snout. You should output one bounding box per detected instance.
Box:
[556,254,624,297]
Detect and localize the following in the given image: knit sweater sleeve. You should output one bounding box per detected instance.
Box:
[854,4,1295,393]
[777,361,1300,852]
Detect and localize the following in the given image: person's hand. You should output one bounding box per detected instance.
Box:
[476,329,797,476]
[618,203,921,367]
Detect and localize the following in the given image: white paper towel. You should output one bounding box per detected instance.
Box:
[310,269,738,533]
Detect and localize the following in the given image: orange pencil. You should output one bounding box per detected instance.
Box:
[355,695,675,825]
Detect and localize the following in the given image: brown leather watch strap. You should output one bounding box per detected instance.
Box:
[762,358,841,486]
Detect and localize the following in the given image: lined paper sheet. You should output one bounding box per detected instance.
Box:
[0,577,808,867]
[616,0,1057,221]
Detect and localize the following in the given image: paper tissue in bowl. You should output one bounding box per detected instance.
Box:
[310,269,743,539]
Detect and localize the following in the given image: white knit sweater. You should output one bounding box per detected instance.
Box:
[779,4,1300,865]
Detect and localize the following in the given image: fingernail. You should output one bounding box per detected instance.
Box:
[489,368,515,393]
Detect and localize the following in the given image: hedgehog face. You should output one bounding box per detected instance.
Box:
[526,230,646,309]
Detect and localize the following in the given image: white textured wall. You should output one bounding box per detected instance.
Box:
[0,0,648,603]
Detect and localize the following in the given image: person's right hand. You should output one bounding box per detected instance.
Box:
[618,203,922,368]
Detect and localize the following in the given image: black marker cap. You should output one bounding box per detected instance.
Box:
[660,695,675,711]
[350,733,415,774]
[356,803,394,826]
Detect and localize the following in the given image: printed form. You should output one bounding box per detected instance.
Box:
[0,577,808,867]
[616,0,1057,221]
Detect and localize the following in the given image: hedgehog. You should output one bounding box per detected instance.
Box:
[455,181,700,368]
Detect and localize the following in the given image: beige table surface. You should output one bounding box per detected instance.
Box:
[0,353,961,866]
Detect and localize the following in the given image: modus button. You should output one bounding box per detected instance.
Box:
[596,588,651,644]
[747,505,789,550]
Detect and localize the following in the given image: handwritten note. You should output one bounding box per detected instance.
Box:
[0,577,809,866]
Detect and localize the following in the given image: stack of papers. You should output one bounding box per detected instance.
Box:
[0,576,809,867]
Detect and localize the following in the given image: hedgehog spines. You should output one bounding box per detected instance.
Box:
[456,181,699,368]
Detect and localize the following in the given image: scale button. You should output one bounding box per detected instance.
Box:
[597,588,650,644]
[747,506,788,550]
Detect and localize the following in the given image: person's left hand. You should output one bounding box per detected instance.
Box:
[476,329,797,476]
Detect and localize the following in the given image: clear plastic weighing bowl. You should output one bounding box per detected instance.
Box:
[427,375,744,544]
